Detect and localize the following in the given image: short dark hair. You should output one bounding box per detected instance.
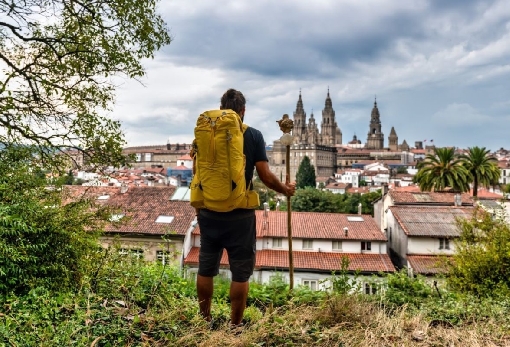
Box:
[220,88,246,115]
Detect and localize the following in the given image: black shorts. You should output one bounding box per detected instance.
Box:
[197,209,256,282]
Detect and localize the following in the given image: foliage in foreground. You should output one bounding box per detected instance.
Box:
[1,254,510,347]
[447,208,510,296]
[0,146,112,295]
[1,0,171,170]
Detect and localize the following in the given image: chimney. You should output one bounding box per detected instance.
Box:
[358,203,362,215]
[263,202,269,230]
[454,193,462,206]
[343,227,348,237]
[120,184,128,194]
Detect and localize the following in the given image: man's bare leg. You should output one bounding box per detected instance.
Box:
[230,281,249,325]
[197,274,214,321]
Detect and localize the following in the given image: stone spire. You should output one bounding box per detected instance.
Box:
[320,88,337,146]
[365,98,384,149]
[307,110,320,144]
[292,90,307,144]
[388,126,398,151]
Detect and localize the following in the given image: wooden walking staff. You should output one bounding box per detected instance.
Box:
[277,114,295,290]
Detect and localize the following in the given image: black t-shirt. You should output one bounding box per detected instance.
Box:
[243,126,268,188]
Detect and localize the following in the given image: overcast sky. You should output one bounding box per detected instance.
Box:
[111,0,510,151]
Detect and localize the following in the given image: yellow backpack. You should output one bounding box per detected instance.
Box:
[190,109,259,212]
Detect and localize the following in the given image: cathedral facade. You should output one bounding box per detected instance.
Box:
[267,91,409,183]
[268,91,340,182]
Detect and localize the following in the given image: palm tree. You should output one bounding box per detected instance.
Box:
[413,147,470,192]
[460,146,501,198]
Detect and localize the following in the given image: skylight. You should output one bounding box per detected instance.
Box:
[347,216,364,222]
[170,187,191,201]
[155,215,174,223]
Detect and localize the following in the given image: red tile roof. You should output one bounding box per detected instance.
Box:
[469,189,503,199]
[325,182,349,189]
[389,206,474,237]
[389,191,474,205]
[391,185,421,192]
[184,248,395,273]
[193,210,386,241]
[64,186,195,235]
[346,186,373,194]
[407,255,450,275]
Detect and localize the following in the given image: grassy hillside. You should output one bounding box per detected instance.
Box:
[1,259,509,347]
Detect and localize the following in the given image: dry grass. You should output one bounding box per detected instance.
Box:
[162,295,510,347]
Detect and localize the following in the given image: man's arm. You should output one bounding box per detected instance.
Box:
[255,161,296,196]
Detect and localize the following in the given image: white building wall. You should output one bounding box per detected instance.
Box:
[407,237,456,255]
[253,270,376,292]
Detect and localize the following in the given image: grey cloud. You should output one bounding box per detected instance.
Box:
[113,0,510,152]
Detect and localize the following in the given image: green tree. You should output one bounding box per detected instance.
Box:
[447,209,510,296]
[0,0,171,170]
[460,146,500,198]
[253,177,276,209]
[413,147,470,192]
[296,156,316,189]
[64,170,75,185]
[0,146,113,294]
[396,166,408,174]
[291,187,338,213]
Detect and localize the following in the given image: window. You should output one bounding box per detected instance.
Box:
[135,153,141,162]
[272,238,283,248]
[389,227,392,242]
[332,241,342,251]
[156,250,172,265]
[439,238,450,250]
[282,159,285,164]
[130,249,144,259]
[302,280,318,291]
[361,241,372,251]
[119,248,144,259]
[302,240,313,250]
[364,283,378,295]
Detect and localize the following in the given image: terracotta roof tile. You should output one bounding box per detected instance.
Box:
[469,189,503,199]
[193,210,386,241]
[184,248,395,273]
[392,185,421,192]
[407,255,450,275]
[65,186,195,235]
[389,191,474,206]
[390,206,474,237]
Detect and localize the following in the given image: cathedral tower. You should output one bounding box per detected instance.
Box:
[292,91,307,144]
[388,126,398,151]
[320,89,338,146]
[365,99,384,149]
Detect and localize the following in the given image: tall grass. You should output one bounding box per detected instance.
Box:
[1,252,509,346]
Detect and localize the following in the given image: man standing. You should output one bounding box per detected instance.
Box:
[196,88,296,327]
